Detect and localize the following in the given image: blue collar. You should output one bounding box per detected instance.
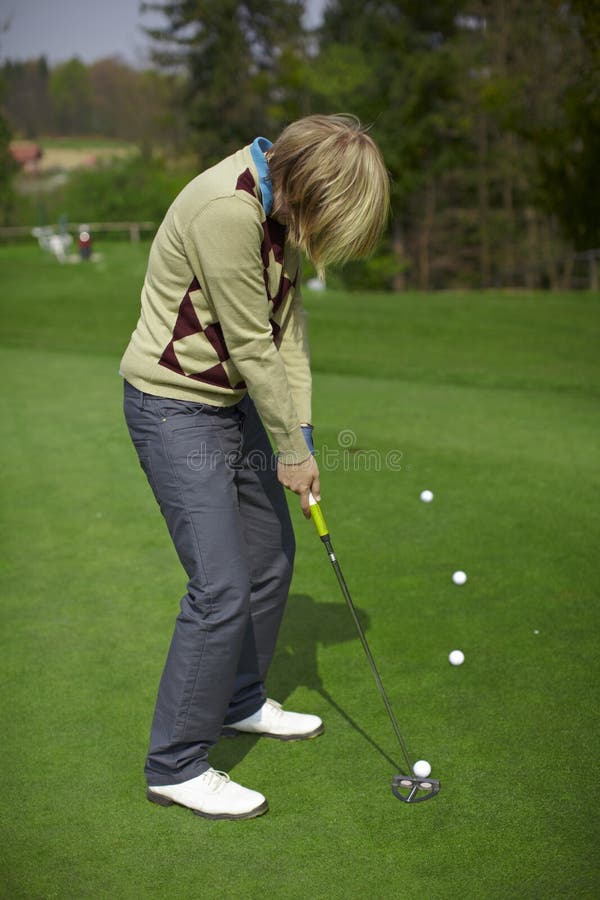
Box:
[250,136,273,215]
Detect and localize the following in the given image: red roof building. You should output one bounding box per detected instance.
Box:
[9,141,43,172]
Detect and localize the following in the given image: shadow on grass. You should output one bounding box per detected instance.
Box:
[209,593,401,773]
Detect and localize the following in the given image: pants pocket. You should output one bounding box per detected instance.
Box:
[132,439,156,492]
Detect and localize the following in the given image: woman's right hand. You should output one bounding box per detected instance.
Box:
[277,455,321,519]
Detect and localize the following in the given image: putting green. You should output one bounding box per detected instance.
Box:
[1,243,598,898]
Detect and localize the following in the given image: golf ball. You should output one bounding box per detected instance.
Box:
[449,649,465,666]
[420,490,434,503]
[413,760,431,778]
[452,570,467,585]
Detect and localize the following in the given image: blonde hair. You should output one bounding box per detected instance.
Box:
[269,114,390,277]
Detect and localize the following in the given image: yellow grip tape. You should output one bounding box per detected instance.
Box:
[309,497,329,538]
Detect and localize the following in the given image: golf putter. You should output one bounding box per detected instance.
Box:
[308,493,441,804]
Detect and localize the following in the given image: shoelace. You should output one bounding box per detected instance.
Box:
[265,698,283,719]
[203,769,231,793]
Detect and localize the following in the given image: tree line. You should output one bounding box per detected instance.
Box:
[1,55,183,149]
[2,0,599,290]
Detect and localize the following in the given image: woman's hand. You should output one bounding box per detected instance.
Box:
[277,455,321,518]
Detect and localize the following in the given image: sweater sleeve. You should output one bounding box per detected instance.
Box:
[277,282,312,426]
[182,195,311,464]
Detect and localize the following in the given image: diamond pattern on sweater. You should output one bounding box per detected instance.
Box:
[158,278,241,389]
[158,170,297,392]
[236,168,258,198]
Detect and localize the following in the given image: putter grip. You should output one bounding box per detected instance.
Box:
[309,492,329,538]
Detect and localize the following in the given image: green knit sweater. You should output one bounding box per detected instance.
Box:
[119,142,311,464]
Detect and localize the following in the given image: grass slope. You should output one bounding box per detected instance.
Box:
[1,243,599,899]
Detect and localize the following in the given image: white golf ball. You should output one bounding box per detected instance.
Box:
[449,649,465,666]
[413,760,431,778]
[420,490,434,503]
[452,570,467,585]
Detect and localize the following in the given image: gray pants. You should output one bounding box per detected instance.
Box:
[122,380,295,786]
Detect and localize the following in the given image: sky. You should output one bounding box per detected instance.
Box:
[0,0,328,67]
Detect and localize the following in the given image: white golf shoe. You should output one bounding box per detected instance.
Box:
[147,768,268,820]
[222,698,324,741]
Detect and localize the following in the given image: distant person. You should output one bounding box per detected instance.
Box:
[47,232,68,263]
[119,115,389,820]
[78,225,92,260]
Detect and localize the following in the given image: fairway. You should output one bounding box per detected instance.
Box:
[1,243,599,898]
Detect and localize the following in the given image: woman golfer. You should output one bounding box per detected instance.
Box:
[120,114,389,819]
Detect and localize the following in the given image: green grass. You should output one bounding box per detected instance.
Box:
[1,242,599,898]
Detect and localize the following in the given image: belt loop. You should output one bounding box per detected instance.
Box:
[140,389,146,411]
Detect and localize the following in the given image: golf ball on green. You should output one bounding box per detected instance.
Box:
[452,570,467,585]
[449,650,465,666]
[420,490,434,503]
[413,760,431,778]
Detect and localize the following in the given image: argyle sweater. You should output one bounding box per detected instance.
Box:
[119,140,311,464]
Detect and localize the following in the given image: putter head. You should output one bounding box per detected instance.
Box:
[392,774,441,804]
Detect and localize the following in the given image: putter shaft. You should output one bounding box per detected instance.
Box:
[309,495,414,776]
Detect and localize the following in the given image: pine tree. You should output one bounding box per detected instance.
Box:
[316,0,467,288]
[142,0,307,165]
